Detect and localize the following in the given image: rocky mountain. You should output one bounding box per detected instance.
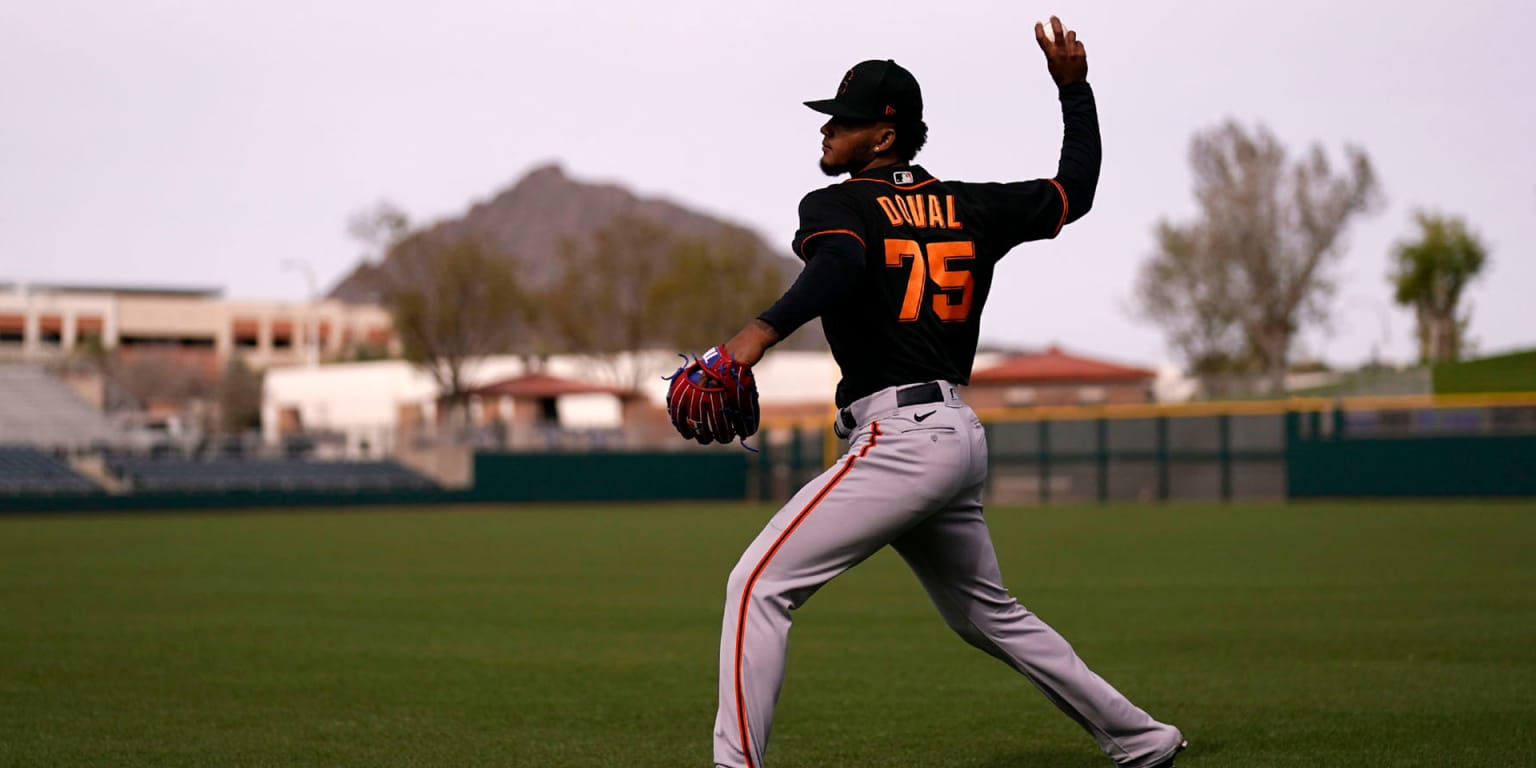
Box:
[330,164,826,352]
[329,164,797,303]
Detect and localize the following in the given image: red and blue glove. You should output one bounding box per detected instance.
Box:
[665,346,760,445]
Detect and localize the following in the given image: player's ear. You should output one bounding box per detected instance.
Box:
[873,126,896,154]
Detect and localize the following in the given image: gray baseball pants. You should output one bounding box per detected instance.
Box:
[713,382,1183,768]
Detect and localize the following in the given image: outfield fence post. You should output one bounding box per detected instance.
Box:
[757,430,774,502]
[789,426,804,492]
[1096,417,1109,503]
[1038,419,1052,504]
[1156,415,1170,502]
[1284,410,1299,500]
[1219,413,1233,502]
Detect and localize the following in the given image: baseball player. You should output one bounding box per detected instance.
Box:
[703,17,1186,768]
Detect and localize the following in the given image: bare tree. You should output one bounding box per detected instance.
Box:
[649,225,788,352]
[1135,222,1248,376]
[379,232,526,421]
[543,214,672,388]
[338,201,414,307]
[347,201,412,259]
[113,348,217,410]
[1390,211,1489,364]
[543,215,788,389]
[1135,121,1383,394]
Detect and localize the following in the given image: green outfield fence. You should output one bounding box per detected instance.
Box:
[755,393,1536,503]
[0,452,752,513]
[4,394,1533,512]
[0,487,469,514]
[472,451,748,502]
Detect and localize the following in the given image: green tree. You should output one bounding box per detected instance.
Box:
[217,357,264,434]
[1390,211,1488,364]
[380,232,526,419]
[1135,121,1383,394]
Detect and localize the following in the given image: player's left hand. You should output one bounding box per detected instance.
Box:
[665,345,761,445]
[1036,15,1088,87]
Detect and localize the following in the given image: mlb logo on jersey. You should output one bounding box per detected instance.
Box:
[893,171,914,185]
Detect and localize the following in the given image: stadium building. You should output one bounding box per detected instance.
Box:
[0,282,396,371]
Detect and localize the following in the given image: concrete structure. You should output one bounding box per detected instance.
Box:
[0,283,395,370]
[465,373,642,428]
[263,353,683,483]
[966,346,1157,408]
[261,351,843,452]
[0,366,120,449]
[260,349,1014,456]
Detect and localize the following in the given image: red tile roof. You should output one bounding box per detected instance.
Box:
[468,373,636,399]
[971,346,1155,384]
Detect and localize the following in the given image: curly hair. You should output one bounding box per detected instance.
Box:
[892,120,929,161]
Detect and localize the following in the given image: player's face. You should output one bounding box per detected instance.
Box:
[819,118,891,176]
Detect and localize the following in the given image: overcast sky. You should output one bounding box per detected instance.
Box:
[3,0,1532,368]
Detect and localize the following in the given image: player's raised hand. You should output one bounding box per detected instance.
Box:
[1035,15,1087,87]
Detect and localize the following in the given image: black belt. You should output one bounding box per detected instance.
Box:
[838,381,945,432]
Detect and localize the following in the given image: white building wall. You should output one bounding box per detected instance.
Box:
[258,348,1034,456]
[260,349,858,451]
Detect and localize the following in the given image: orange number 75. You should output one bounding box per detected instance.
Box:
[883,239,975,322]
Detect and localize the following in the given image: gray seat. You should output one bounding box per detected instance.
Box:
[0,446,100,494]
[0,366,120,449]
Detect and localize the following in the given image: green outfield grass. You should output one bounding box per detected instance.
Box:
[1,502,1533,767]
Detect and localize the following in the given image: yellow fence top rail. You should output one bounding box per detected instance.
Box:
[757,391,1536,431]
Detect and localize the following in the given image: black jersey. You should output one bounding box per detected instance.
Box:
[792,164,1073,407]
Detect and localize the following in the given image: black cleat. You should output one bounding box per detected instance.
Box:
[1146,739,1188,768]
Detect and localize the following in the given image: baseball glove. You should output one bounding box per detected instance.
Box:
[665,346,760,445]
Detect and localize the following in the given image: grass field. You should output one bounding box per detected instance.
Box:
[1,502,1533,767]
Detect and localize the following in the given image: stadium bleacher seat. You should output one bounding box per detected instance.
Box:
[103,456,438,493]
[0,446,101,494]
[0,366,120,449]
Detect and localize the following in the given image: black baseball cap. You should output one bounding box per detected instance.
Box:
[804,59,923,122]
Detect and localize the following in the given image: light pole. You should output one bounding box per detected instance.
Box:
[1346,295,1394,368]
[282,259,320,367]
